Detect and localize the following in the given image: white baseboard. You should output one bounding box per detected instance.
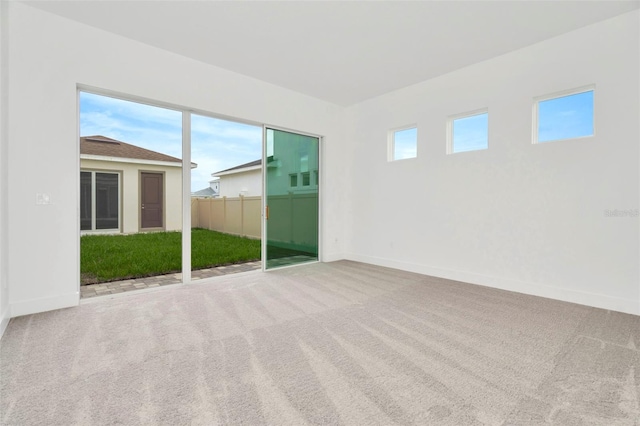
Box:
[9,292,79,318]
[345,253,640,316]
[0,308,9,339]
[322,252,346,263]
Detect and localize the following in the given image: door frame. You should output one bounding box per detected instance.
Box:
[138,170,166,232]
[78,85,325,301]
[261,125,323,271]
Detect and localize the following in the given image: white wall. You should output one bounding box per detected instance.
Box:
[5,2,636,321]
[5,2,347,317]
[218,169,262,198]
[0,1,10,337]
[81,159,183,233]
[345,11,640,315]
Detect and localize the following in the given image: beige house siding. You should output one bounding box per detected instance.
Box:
[81,158,182,233]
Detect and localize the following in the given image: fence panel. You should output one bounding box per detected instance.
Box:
[191,196,261,239]
[192,195,314,244]
[224,198,243,235]
[243,197,262,238]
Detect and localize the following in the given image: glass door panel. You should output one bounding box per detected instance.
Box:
[265,128,319,269]
[80,171,92,231]
[95,172,119,230]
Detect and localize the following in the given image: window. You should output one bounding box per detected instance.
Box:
[80,171,120,231]
[448,109,488,154]
[389,126,417,161]
[302,172,310,186]
[290,173,298,187]
[534,86,594,144]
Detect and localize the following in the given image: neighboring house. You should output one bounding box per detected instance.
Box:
[212,159,262,197]
[192,179,220,198]
[80,135,194,234]
[211,154,320,198]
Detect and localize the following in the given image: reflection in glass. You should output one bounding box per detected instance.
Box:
[265,129,319,269]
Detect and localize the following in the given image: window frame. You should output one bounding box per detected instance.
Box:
[532,84,595,145]
[289,173,298,187]
[80,169,121,234]
[446,108,489,154]
[388,124,418,162]
[301,171,311,186]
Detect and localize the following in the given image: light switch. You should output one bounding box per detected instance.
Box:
[36,193,51,205]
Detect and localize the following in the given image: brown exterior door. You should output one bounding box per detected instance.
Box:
[141,172,163,229]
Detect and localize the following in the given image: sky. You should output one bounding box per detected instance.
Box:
[79,92,262,192]
[81,89,594,182]
[393,127,418,160]
[537,90,594,143]
[451,90,593,152]
[453,112,489,153]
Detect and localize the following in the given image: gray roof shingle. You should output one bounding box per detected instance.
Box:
[80,135,181,163]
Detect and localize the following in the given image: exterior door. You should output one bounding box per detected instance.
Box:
[264,128,319,269]
[141,172,163,229]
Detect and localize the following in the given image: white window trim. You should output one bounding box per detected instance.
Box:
[532,84,596,145]
[446,108,489,155]
[388,124,418,162]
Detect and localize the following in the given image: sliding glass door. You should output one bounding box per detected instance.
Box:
[264,128,319,269]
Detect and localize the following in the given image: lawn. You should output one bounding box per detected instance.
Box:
[81,228,261,285]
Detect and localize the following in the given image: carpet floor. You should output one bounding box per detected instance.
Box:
[1,261,639,425]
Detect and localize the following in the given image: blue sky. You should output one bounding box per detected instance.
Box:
[452,113,488,153]
[451,91,593,151]
[394,127,417,160]
[80,92,262,191]
[81,90,594,184]
[538,90,594,143]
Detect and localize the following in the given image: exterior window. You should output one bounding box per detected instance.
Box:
[290,173,298,187]
[448,110,488,153]
[80,171,120,231]
[314,170,319,186]
[534,87,594,144]
[302,172,310,186]
[80,172,92,230]
[389,126,417,161]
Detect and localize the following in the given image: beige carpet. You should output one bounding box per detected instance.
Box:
[1,261,639,425]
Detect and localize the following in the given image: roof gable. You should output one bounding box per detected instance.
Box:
[213,159,262,176]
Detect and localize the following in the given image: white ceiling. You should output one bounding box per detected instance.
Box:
[24,0,640,106]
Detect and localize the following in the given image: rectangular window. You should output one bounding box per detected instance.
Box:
[302,171,310,186]
[95,173,119,229]
[389,126,417,161]
[80,170,120,232]
[534,86,594,144]
[289,173,298,187]
[80,171,92,231]
[448,109,488,154]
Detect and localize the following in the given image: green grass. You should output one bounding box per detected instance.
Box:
[81,228,260,285]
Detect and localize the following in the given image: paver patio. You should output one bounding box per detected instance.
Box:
[80,261,261,299]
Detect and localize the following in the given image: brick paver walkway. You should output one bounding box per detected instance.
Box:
[81,261,262,299]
